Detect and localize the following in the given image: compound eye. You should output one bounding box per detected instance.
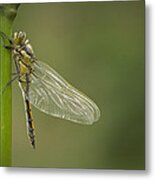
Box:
[17,32,26,44]
[18,32,26,39]
[25,44,34,56]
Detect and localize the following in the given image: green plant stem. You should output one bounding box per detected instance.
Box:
[0,4,20,167]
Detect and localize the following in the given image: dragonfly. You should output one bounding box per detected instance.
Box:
[0,31,100,149]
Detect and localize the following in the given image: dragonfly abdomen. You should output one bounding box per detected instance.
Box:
[19,72,36,149]
[24,92,35,149]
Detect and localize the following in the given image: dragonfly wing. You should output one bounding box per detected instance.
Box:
[29,61,100,124]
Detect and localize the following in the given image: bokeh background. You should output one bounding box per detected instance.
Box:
[12,1,145,169]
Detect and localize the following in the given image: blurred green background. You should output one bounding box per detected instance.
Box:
[12,1,144,169]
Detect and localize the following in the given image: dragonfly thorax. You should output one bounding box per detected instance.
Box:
[12,31,35,62]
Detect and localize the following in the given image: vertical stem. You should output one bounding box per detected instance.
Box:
[0,4,20,167]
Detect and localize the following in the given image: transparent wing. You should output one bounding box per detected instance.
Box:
[29,61,100,124]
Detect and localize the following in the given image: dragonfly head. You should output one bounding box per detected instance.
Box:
[13,31,27,45]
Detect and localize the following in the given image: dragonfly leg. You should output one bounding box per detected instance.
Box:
[12,72,18,76]
[0,31,13,49]
[1,75,18,94]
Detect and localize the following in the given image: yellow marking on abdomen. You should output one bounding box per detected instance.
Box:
[25,93,35,148]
